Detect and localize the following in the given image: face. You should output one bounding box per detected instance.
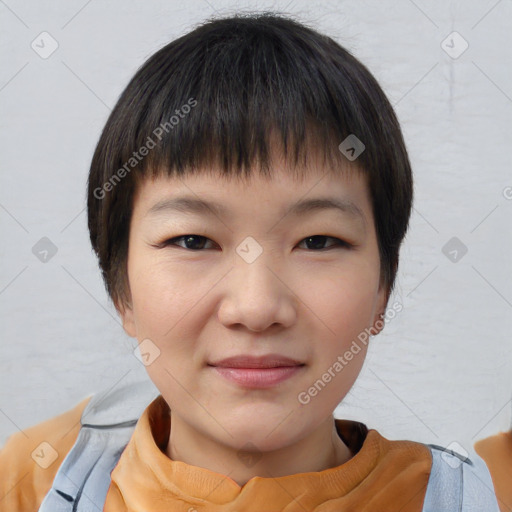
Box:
[120,156,387,454]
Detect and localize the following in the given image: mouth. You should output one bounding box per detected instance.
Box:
[208,354,305,369]
[207,353,306,388]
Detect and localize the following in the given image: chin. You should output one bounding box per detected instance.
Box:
[223,423,300,453]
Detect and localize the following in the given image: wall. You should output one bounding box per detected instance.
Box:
[1,0,511,463]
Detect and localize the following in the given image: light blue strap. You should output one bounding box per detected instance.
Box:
[422,445,500,512]
[38,376,159,512]
[460,451,500,512]
[38,423,136,512]
[422,446,462,511]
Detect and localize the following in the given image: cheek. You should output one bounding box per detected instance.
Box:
[128,256,218,359]
[128,261,202,383]
[302,264,378,338]
[130,258,190,325]
[303,276,374,407]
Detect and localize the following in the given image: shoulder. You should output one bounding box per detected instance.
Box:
[359,425,500,511]
[0,395,92,512]
[424,444,500,511]
[474,431,512,512]
[474,430,512,463]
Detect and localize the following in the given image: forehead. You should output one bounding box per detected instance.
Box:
[132,162,373,234]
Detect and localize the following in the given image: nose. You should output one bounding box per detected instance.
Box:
[216,249,297,332]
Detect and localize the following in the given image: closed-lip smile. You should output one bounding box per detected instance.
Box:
[208,354,305,388]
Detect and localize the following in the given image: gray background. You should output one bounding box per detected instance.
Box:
[1,0,511,461]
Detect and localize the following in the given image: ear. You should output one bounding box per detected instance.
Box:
[116,299,137,338]
[369,283,389,337]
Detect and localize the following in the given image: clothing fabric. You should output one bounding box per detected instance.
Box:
[104,395,432,511]
[475,431,512,512]
[0,382,497,512]
[0,396,90,512]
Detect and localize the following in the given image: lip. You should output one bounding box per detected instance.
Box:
[208,353,304,368]
[208,353,305,389]
[211,366,304,388]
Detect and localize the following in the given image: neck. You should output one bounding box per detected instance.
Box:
[166,413,353,487]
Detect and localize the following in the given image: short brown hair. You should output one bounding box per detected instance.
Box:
[87,12,413,311]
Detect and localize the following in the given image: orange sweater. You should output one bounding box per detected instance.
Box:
[0,394,433,512]
[475,431,512,512]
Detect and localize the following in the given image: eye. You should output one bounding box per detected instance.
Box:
[298,235,352,251]
[160,235,216,250]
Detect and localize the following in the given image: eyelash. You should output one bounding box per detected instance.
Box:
[157,234,353,251]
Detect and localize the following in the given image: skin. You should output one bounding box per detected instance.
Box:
[119,152,388,487]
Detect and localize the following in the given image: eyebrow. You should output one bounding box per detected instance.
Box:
[146,195,366,228]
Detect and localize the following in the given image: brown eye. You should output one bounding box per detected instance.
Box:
[162,235,216,250]
[298,235,351,250]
